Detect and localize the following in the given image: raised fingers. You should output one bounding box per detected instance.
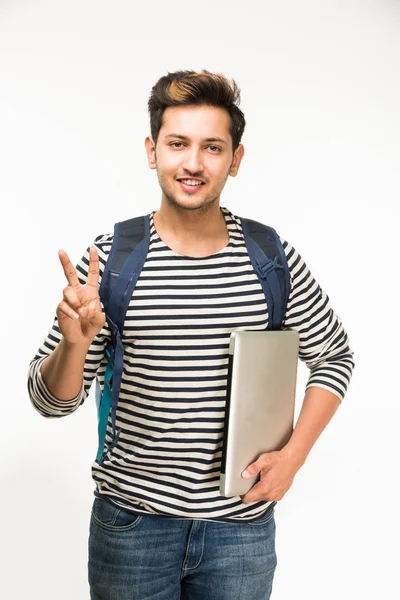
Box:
[58,250,80,288]
[86,246,100,289]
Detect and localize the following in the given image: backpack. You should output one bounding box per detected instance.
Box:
[94,213,291,465]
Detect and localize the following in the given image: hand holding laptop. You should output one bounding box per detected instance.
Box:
[240,447,302,504]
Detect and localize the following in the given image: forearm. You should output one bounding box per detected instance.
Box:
[281,386,341,468]
[40,337,92,401]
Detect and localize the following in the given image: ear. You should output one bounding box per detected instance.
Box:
[144,136,157,170]
[229,144,245,177]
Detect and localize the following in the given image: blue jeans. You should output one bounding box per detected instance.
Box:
[88,497,277,600]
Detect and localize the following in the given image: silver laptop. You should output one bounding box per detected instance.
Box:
[219,330,299,498]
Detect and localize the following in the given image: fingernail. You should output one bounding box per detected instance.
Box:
[242,469,250,478]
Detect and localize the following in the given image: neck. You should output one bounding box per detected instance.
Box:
[153,197,230,258]
[154,198,226,243]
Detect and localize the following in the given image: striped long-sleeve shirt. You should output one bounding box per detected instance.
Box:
[28,207,355,522]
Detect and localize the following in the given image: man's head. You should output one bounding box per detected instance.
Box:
[145,70,246,212]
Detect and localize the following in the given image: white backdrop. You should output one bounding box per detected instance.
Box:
[1,0,399,598]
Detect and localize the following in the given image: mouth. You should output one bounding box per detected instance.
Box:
[177,178,205,194]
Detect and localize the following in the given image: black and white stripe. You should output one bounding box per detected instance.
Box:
[28,207,355,521]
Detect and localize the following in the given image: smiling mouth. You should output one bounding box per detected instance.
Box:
[177,179,205,193]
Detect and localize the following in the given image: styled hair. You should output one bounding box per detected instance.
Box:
[147,69,246,153]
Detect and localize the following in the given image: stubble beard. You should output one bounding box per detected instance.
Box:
[158,170,231,214]
[163,189,219,213]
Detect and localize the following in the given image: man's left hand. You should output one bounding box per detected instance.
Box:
[240,448,303,504]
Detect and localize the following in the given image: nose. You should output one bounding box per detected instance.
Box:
[182,147,204,175]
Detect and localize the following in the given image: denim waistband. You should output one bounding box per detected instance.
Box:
[93,491,276,524]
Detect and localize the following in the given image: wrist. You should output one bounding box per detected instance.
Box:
[61,337,93,353]
[280,442,308,470]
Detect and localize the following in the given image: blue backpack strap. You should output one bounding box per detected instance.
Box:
[240,217,290,329]
[95,214,150,464]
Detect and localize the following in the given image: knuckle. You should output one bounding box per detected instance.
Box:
[57,301,67,315]
[62,286,69,295]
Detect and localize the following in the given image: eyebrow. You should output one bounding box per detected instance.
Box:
[165,134,228,146]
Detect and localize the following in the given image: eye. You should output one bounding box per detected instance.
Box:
[169,142,221,152]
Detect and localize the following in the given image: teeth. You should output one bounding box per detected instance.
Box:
[180,179,203,186]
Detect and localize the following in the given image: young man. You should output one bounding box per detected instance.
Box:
[28,70,355,600]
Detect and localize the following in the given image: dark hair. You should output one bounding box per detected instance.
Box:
[147,69,246,153]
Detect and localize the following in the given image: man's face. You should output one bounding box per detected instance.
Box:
[145,105,244,211]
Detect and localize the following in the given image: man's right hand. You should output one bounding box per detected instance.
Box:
[56,246,106,345]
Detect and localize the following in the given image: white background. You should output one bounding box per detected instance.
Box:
[1,0,399,598]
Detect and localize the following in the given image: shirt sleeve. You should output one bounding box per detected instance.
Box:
[27,234,112,418]
[280,237,355,402]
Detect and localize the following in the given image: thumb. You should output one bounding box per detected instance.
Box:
[79,307,106,329]
[242,454,271,479]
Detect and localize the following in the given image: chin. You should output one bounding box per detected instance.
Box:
[165,193,218,211]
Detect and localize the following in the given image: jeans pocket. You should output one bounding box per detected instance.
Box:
[91,497,143,532]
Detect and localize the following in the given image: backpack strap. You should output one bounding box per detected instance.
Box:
[95,214,150,463]
[240,217,291,329]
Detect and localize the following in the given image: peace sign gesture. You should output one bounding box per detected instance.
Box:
[56,246,106,345]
